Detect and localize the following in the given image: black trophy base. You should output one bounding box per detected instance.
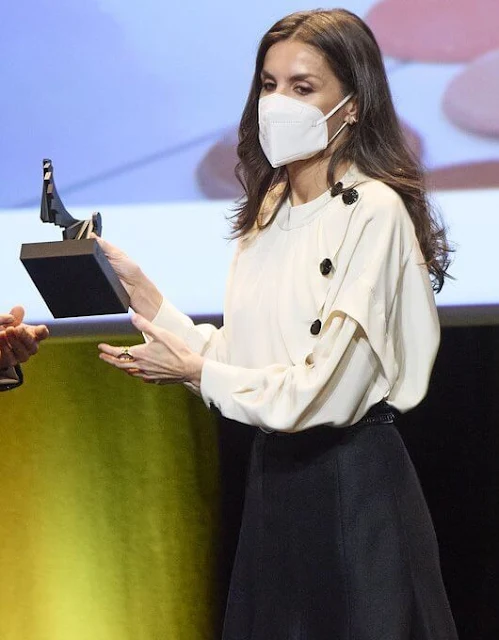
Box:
[20,238,130,318]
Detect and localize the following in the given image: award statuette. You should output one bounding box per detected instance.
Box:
[20,159,130,318]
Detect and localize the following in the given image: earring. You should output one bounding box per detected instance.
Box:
[348,115,357,125]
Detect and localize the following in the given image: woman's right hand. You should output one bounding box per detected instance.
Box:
[93,236,163,321]
[94,235,142,296]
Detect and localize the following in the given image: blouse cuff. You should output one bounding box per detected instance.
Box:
[200,359,257,423]
[200,359,236,409]
[150,298,202,352]
[151,297,196,339]
[150,298,224,358]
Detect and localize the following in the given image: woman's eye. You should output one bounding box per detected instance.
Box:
[295,85,312,96]
[261,81,276,92]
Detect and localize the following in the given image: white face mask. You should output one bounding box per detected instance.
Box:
[258,91,354,168]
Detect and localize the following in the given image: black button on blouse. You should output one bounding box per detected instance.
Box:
[330,181,343,197]
[320,258,333,276]
[310,319,322,336]
[342,188,359,205]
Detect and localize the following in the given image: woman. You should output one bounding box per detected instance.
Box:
[98,9,458,639]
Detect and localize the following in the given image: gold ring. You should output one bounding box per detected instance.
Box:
[117,346,134,361]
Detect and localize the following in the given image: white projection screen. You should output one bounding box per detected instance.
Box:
[2,0,499,331]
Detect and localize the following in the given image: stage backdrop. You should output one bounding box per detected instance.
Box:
[2,1,499,638]
[2,326,498,640]
[2,0,499,325]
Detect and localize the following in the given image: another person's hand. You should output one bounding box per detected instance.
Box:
[0,306,49,368]
[92,235,163,321]
[98,314,204,388]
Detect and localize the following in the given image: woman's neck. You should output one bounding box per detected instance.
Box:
[287,156,349,206]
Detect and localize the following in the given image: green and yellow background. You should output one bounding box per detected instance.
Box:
[2,326,499,640]
[0,335,221,640]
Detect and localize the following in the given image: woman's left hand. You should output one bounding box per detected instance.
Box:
[98,314,204,388]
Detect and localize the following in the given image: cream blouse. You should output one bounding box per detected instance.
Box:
[152,165,440,432]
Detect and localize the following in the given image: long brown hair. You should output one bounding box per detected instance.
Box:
[232,8,452,292]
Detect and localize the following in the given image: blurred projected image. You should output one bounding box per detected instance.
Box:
[2,0,499,323]
[1,0,498,208]
[198,0,499,198]
[366,0,499,192]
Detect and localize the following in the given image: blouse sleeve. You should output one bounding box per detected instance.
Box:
[151,297,228,363]
[201,313,385,431]
[199,186,439,432]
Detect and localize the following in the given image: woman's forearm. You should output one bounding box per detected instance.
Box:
[130,271,164,321]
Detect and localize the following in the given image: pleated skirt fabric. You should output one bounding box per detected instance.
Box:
[222,412,458,640]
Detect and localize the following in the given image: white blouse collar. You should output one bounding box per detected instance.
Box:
[276,163,364,231]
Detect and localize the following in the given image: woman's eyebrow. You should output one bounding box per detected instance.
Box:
[260,70,322,82]
[289,73,322,82]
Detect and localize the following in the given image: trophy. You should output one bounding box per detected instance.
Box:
[20,159,130,318]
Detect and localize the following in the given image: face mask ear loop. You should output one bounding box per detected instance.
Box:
[326,120,350,145]
[314,92,355,127]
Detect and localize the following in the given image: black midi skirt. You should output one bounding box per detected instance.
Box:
[222,405,458,640]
